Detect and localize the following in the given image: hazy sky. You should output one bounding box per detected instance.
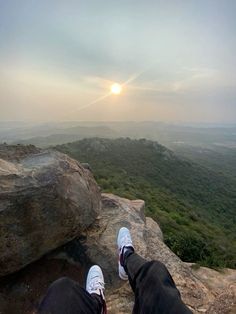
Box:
[0,0,236,123]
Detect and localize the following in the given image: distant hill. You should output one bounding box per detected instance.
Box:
[172,145,236,179]
[74,121,236,148]
[55,138,236,268]
[3,121,236,149]
[11,126,117,147]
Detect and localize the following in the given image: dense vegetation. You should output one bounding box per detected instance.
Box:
[172,145,236,179]
[55,138,236,268]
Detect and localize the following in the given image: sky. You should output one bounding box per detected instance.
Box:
[0,0,236,123]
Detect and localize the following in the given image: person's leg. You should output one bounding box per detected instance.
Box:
[38,277,103,314]
[117,227,192,314]
[38,266,106,314]
[122,249,148,290]
[125,252,192,313]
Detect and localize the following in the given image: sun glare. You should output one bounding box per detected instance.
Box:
[111,83,122,95]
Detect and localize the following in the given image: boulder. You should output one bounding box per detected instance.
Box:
[0,146,101,277]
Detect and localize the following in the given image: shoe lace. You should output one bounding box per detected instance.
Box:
[121,235,132,249]
[90,277,106,314]
[89,276,105,292]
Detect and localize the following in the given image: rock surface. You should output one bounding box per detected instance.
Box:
[191,267,236,314]
[80,193,235,314]
[1,191,235,313]
[0,145,101,276]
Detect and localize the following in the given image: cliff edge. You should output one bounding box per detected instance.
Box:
[0,145,235,313]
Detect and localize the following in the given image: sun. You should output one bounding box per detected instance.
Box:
[111,83,122,95]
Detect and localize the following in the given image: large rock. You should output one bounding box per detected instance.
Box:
[0,145,101,277]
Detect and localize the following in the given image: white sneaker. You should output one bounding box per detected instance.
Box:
[117,227,134,280]
[86,265,105,300]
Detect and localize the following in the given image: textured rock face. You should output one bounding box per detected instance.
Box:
[80,193,235,314]
[192,267,236,314]
[0,146,101,277]
[0,146,235,313]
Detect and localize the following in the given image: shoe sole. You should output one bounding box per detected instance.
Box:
[118,262,128,280]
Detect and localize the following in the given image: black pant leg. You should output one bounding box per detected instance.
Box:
[37,277,103,314]
[123,250,147,291]
[124,252,192,314]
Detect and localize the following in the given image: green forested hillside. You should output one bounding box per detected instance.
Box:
[55,138,236,268]
[172,145,236,179]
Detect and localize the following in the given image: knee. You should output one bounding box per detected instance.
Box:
[151,260,170,273]
[49,277,74,290]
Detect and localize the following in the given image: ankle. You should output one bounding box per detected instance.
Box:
[120,246,134,267]
[91,293,107,314]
